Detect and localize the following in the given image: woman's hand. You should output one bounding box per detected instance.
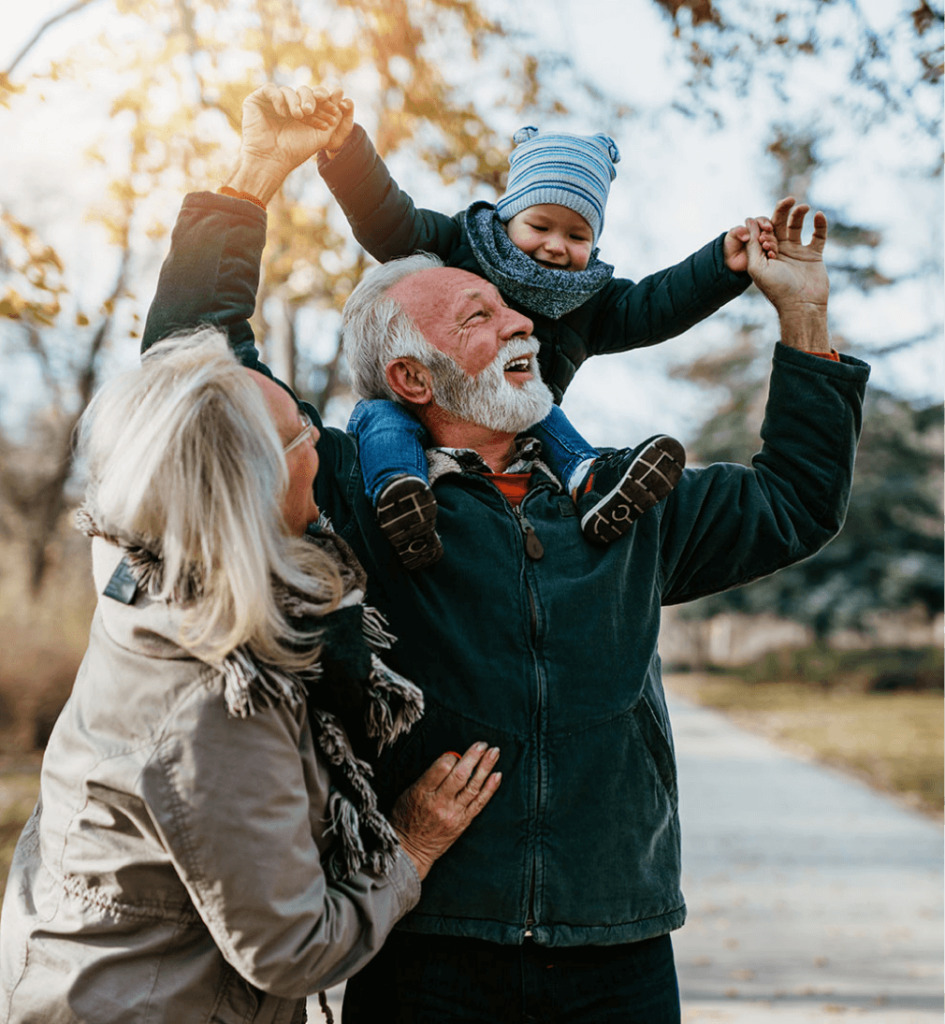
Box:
[226,84,354,205]
[390,742,501,881]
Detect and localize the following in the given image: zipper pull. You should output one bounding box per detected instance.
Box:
[517,510,544,560]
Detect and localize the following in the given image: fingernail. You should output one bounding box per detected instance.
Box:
[475,741,488,753]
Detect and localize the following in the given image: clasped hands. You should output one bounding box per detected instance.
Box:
[227,83,354,205]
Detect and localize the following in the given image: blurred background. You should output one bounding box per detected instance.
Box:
[0,0,942,878]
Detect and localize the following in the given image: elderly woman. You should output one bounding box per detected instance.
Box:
[0,330,500,1024]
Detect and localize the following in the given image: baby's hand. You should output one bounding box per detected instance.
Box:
[724,212,778,273]
[321,93,355,158]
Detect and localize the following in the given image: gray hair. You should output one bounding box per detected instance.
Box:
[341,252,445,401]
[78,327,341,666]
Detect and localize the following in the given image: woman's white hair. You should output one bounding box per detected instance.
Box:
[341,252,445,401]
[78,327,341,667]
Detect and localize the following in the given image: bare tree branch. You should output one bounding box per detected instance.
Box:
[6,234,132,593]
[313,329,345,411]
[4,0,102,78]
[868,330,944,357]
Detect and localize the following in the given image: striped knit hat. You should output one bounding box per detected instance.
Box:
[495,126,621,244]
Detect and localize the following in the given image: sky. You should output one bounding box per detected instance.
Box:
[2,0,942,449]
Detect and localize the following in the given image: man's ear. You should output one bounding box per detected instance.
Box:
[385,358,434,406]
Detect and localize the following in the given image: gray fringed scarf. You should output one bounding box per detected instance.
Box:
[464,201,614,319]
[75,506,423,884]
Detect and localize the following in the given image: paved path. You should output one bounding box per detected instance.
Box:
[670,691,943,1023]
[312,693,943,1022]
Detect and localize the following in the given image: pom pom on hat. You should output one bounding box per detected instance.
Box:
[496,126,621,243]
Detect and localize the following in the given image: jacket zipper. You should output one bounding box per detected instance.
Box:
[514,506,545,561]
[513,503,543,937]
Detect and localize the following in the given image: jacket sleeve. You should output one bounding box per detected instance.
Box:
[141,190,364,535]
[658,344,870,605]
[317,124,465,262]
[143,686,420,999]
[142,191,270,370]
[588,234,752,356]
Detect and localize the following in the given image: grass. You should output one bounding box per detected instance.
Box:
[666,671,943,817]
[729,643,944,692]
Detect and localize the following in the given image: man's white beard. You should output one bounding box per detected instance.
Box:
[430,338,554,434]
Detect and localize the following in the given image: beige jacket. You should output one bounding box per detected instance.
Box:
[0,538,420,1024]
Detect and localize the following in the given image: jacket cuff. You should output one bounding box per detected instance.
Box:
[773,341,871,382]
[183,189,268,225]
[387,847,422,913]
[318,123,370,182]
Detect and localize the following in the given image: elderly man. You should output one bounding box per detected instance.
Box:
[144,86,869,1023]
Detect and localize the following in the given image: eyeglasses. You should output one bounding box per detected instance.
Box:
[283,408,315,454]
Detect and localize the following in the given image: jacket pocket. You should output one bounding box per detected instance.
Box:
[631,696,678,806]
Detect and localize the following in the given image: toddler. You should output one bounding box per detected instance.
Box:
[320,110,764,569]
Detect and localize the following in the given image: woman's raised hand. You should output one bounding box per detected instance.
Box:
[227,84,354,205]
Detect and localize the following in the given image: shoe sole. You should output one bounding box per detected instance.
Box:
[376,478,443,570]
[580,435,686,545]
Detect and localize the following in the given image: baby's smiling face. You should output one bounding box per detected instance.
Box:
[504,204,594,272]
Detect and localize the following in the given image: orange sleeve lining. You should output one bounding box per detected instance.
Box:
[218,186,267,211]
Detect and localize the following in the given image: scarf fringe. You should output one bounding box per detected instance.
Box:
[316,709,400,882]
[362,605,397,650]
[326,790,370,879]
[219,648,311,719]
[366,654,424,748]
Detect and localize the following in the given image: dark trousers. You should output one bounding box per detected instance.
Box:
[342,931,680,1023]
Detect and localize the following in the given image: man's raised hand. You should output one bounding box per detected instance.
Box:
[747,197,829,311]
[747,196,831,352]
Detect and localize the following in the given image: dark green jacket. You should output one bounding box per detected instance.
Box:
[143,192,869,947]
[318,125,752,402]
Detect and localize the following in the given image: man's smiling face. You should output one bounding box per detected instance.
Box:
[387,267,535,379]
[387,267,553,433]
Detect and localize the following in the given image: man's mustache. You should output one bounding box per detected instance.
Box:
[482,337,541,378]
